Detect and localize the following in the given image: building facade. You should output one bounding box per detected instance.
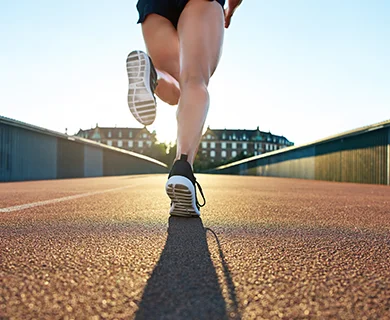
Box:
[76,125,157,155]
[199,126,294,163]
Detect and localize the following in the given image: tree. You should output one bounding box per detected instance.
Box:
[143,142,169,164]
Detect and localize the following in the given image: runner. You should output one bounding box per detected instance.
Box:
[127,0,242,216]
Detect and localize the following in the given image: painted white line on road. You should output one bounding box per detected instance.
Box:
[0,185,138,213]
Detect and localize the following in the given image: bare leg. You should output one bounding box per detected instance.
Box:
[176,0,224,165]
[155,70,180,105]
[142,14,181,105]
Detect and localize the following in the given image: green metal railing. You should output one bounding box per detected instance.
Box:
[210,120,390,185]
[0,116,168,182]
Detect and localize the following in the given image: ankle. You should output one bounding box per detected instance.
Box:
[174,154,194,169]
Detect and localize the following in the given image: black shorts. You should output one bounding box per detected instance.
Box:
[136,0,226,29]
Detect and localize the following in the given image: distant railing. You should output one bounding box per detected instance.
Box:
[0,116,168,182]
[208,120,390,185]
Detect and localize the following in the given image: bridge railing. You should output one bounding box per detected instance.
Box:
[208,120,390,185]
[0,116,168,182]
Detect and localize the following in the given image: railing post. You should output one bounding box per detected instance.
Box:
[387,127,390,185]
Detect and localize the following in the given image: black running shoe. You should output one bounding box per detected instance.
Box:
[126,50,157,126]
[165,154,206,217]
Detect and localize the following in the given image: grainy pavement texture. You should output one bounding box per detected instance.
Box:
[1,174,390,320]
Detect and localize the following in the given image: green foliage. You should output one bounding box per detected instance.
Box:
[143,142,177,166]
[194,151,254,173]
[145,142,255,172]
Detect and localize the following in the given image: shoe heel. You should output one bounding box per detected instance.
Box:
[166,176,200,217]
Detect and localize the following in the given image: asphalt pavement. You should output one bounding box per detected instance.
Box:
[1,174,390,319]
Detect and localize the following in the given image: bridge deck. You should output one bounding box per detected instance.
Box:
[1,175,389,319]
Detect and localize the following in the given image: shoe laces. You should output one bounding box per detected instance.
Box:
[149,58,158,93]
[151,76,157,92]
[195,180,206,208]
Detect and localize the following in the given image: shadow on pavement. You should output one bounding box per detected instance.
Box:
[206,228,241,320]
[135,216,230,320]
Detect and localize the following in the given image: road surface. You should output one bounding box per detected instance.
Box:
[1,174,390,319]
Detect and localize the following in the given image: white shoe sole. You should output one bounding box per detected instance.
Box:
[165,176,200,217]
[127,50,156,126]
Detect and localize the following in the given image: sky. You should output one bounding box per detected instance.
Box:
[1,0,389,146]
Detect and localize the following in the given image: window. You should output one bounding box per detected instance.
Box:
[232,151,237,157]
[138,141,143,148]
[210,142,216,149]
[147,141,152,147]
[242,142,247,149]
[243,150,247,155]
[222,133,226,139]
[243,134,246,140]
[119,131,122,138]
[143,133,147,138]
[108,131,112,138]
[221,142,226,149]
[232,133,236,140]
[232,142,237,149]
[210,150,216,157]
[207,134,211,140]
[92,132,100,139]
[117,140,123,147]
[202,142,207,148]
[107,140,112,146]
[265,144,269,150]
[221,150,227,158]
[129,131,133,138]
[128,140,133,148]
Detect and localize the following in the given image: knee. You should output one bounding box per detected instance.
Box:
[179,74,209,90]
